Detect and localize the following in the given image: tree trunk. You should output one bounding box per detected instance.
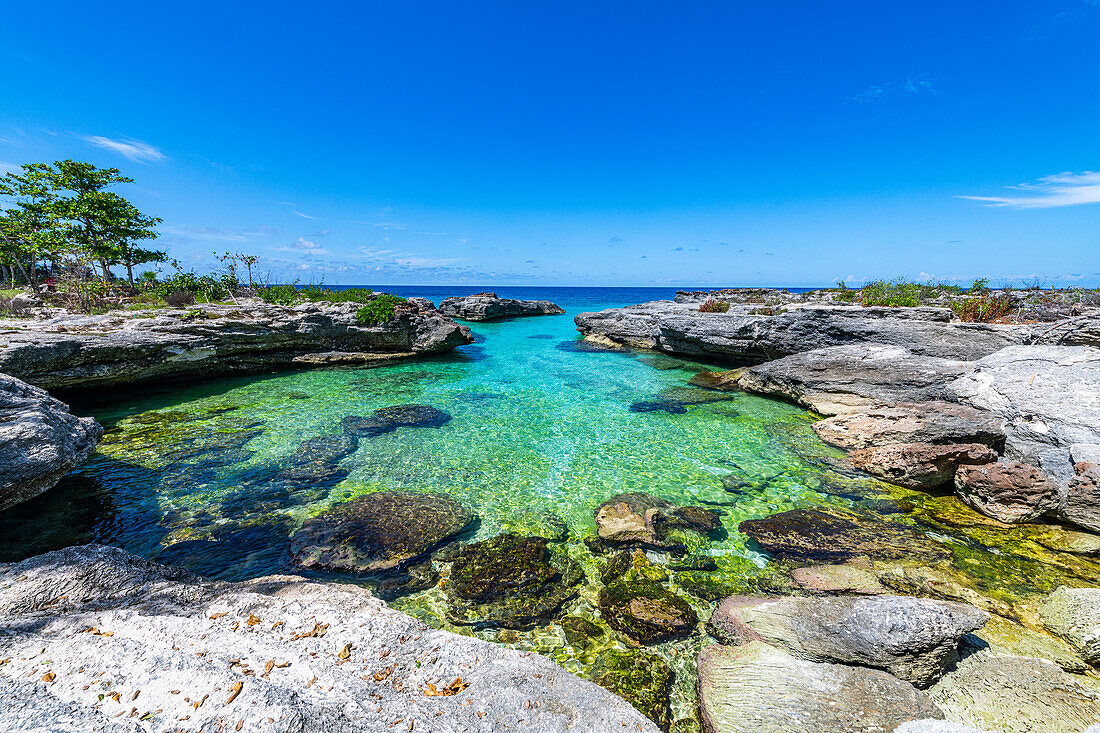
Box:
[126,261,135,292]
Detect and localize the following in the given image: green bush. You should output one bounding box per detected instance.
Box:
[355,294,407,325]
[857,278,961,307]
[951,293,1017,323]
[256,283,300,305]
[301,285,375,304]
[153,271,228,302]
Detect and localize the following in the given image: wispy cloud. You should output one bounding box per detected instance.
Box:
[160,224,276,243]
[277,202,319,220]
[853,75,937,104]
[277,237,328,254]
[82,136,166,163]
[959,171,1100,209]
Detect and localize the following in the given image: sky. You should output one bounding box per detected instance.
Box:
[2,1,1099,287]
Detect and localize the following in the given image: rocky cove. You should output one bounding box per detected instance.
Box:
[4,287,1100,732]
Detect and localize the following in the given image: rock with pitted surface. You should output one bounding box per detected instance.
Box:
[0,544,659,733]
[290,491,473,573]
[738,345,975,416]
[1064,463,1100,532]
[439,293,565,321]
[697,641,944,733]
[706,595,988,687]
[946,345,1100,491]
[789,561,887,595]
[575,300,1025,363]
[954,461,1061,523]
[1040,586,1100,664]
[0,373,103,511]
[812,402,1005,449]
[739,507,951,563]
[598,579,698,645]
[851,442,998,489]
[928,650,1100,733]
[593,492,720,552]
[0,299,472,390]
[443,534,583,629]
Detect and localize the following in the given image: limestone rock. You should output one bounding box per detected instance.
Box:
[706,595,987,687]
[697,641,943,733]
[598,579,698,644]
[971,613,1089,674]
[1064,463,1100,533]
[876,565,1015,619]
[738,345,975,416]
[812,402,1005,449]
[594,492,720,552]
[439,293,565,321]
[0,300,472,390]
[929,650,1100,733]
[851,442,997,489]
[290,491,473,573]
[1040,586,1100,664]
[738,508,951,563]
[946,345,1100,489]
[954,461,1061,523]
[789,561,887,595]
[0,373,103,511]
[0,544,658,733]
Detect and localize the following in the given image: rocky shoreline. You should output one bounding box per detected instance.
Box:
[438,292,566,321]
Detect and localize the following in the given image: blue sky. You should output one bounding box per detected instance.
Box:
[2,1,1099,286]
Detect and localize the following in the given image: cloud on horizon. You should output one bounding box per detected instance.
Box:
[82,135,166,163]
[960,171,1100,209]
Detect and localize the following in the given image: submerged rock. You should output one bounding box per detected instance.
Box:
[954,461,1061,523]
[738,508,950,563]
[850,442,997,489]
[438,293,565,321]
[593,492,720,552]
[1040,586,1100,664]
[688,369,746,391]
[588,649,674,732]
[0,373,103,511]
[444,534,582,628]
[290,491,473,573]
[598,579,698,644]
[341,404,452,437]
[697,641,943,733]
[707,595,988,687]
[789,561,887,595]
[0,544,658,732]
[812,402,1005,450]
[560,615,607,650]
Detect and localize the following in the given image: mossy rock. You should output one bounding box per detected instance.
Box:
[444,534,583,629]
[598,579,698,644]
[341,404,451,437]
[588,649,674,731]
[676,556,791,601]
[603,549,669,584]
[499,509,568,542]
[560,615,607,650]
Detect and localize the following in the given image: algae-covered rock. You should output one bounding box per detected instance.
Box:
[560,615,606,650]
[598,579,698,644]
[444,534,583,628]
[341,404,452,437]
[588,649,674,732]
[929,650,1100,733]
[594,492,720,552]
[739,507,950,563]
[876,565,1015,619]
[970,613,1089,674]
[688,369,746,391]
[602,549,668,584]
[675,555,791,601]
[697,641,943,733]
[706,595,987,687]
[290,491,473,573]
[1040,586,1100,664]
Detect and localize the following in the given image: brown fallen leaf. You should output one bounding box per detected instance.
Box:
[210,612,228,620]
[271,621,284,630]
[263,660,275,677]
[109,692,122,703]
[226,681,243,705]
[290,621,329,641]
[373,664,396,682]
[193,694,209,709]
[246,614,261,626]
[422,677,469,697]
[41,672,55,683]
[337,644,353,660]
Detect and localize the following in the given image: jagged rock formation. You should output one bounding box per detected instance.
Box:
[438,293,565,321]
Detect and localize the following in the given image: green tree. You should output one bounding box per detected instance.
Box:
[0,163,65,287]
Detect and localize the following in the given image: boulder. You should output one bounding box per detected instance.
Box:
[340,404,452,437]
[706,595,987,687]
[946,345,1100,489]
[598,579,698,644]
[738,345,975,416]
[929,650,1100,733]
[697,641,943,733]
[812,402,1005,450]
[850,442,997,489]
[0,373,103,511]
[738,508,951,563]
[0,301,472,390]
[954,461,1061,523]
[1040,586,1100,664]
[593,492,720,552]
[587,649,674,732]
[290,491,473,573]
[443,534,583,628]
[0,544,659,733]
[1063,463,1100,533]
[438,293,565,321]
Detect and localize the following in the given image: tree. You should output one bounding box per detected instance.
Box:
[0,163,65,288]
[236,254,259,288]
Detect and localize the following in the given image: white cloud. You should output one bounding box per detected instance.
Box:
[959,171,1100,209]
[276,237,328,254]
[82,136,166,163]
[161,224,276,242]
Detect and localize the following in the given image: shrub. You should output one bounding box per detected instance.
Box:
[951,293,1017,323]
[154,271,228,302]
[256,284,300,305]
[857,278,962,308]
[698,298,730,313]
[969,278,990,294]
[355,294,407,325]
[165,290,196,307]
[301,285,375,304]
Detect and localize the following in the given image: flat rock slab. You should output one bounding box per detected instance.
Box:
[0,545,659,733]
[697,641,943,733]
[1040,586,1100,664]
[707,595,987,687]
[438,294,565,321]
[929,650,1100,733]
[0,373,103,511]
[851,442,997,490]
[789,561,888,595]
[947,345,1100,489]
[812,401,1005,450]
[739,345,975,416]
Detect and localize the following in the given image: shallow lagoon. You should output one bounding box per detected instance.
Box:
[3,287,1098,728]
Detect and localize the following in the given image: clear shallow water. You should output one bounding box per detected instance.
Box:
[4,287,1095,727]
